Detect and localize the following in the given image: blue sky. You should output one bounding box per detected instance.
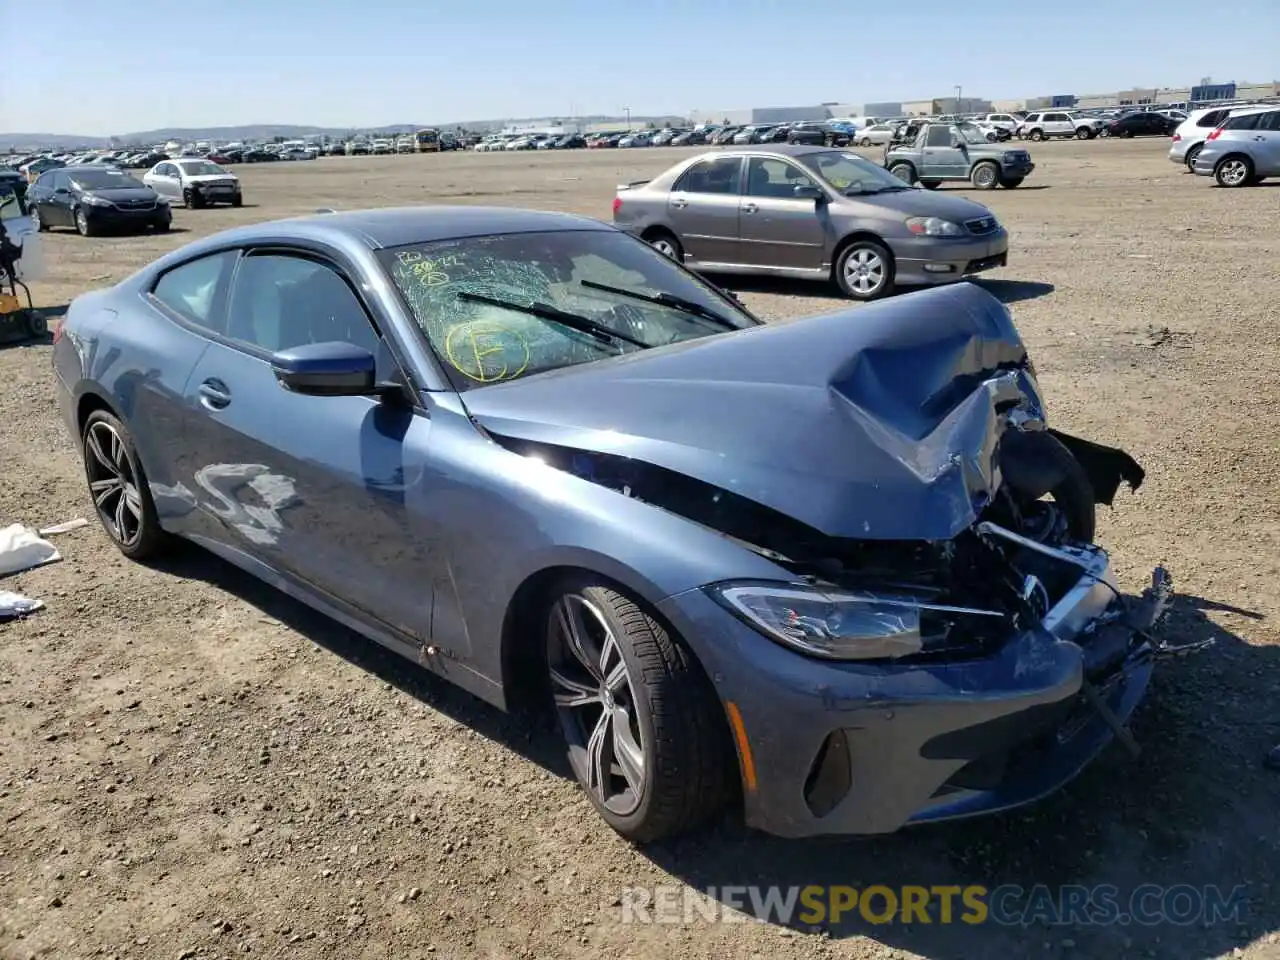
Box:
[2,0,1276,135]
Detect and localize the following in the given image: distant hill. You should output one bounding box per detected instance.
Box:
[0,116,685,152]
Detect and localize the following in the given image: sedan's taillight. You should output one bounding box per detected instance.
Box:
[51,318,64,344]
[1171,133,1182,142]
[1207,127,1224,141]
[612,196,623,215]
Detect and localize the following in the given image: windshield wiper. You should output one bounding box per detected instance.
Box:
[456,291,649,349]
[579,279,739,330]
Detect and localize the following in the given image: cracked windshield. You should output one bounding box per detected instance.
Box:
[378,230,752,388]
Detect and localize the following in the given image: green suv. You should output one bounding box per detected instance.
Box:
[884,121,1035,190]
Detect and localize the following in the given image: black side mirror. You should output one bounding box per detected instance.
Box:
[793,184,824,201]
[272,341,378,397]
[951,138,965,148]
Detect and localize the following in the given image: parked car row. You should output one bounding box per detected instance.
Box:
[24,157,243,237]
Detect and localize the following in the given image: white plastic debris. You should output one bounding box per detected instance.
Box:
[0,590,44,620]
[0,524,61,576]
[38,517,90,536]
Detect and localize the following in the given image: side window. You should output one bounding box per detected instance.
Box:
[1198,110,1226,128]
[1025,114,1040,124]
[674,156,742,195]
[926,125,953,147]
[151,251,238,328]
[1256,111,1280,132]
[51,172,69,191]
[745,158,816,198]
[1224,113,1262,131]
[1046,113,1067,123]
[224,253,381,356]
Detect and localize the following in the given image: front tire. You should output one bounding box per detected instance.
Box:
[545,577,732,843]
[835,239,895,301]
[183,189,204,209]
[971,161,1000,190]
[1076,127,1093,140]
[30,207,46,232]
[1028,129,1045,142]
[81,410,170,560]
[75,208,95,237]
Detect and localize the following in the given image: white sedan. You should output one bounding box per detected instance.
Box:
[143,158,243,208]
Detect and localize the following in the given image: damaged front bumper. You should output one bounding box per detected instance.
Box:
[659,539,1178,839]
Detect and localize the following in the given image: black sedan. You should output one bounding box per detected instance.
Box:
[26,166,171,236]
[1102,112,1179,138]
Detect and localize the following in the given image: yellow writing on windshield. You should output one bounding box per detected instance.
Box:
[444,321,529,382]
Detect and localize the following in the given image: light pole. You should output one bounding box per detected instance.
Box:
[955,85,963,113]
[624,106,631,130]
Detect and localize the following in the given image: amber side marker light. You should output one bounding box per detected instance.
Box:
[724,700,758,793]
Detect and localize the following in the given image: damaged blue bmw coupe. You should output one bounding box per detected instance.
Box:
[53,206,1180,842]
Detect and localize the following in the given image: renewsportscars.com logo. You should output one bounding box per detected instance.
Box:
[618,884,1250,928]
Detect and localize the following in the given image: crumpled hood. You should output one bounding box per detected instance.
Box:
[459,282,1044,541]
[852,188,1000,223]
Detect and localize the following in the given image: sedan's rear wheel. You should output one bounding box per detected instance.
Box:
[835,240,894,301]
[545,577,732,843]
[81,410,169,560]
[645,231,682,261]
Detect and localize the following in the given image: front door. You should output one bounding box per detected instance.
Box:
[45,171,76,228]
[666,154,743,265]
[736,156,827,270]
[177,247,458,653]
[920,124,968,178]
[1255,110,1280,174]
[149,163,181,201]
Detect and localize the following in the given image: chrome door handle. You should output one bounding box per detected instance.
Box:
[742,202,758,213]
[670,197,688,208]
[198,379,231,409]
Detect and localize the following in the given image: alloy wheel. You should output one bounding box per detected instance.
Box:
[547,593,646,817]
[84,421,144,547]
[76,210,89,235]
[843,248,885,296]
[650,237,678,259]
[1217,159,1249,187]
[29,208,40,231]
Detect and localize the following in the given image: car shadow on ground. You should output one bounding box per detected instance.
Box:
[712,276,1055,306]
[151,545,1277,959]
[635,597,1277,959]
[970,279,1056,304]
[149,547,574,776]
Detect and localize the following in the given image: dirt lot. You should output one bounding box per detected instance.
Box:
[2,140,1278,960]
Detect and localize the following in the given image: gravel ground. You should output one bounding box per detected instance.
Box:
[1,140,1278,960]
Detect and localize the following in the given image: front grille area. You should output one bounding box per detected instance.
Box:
[965,216,999,236]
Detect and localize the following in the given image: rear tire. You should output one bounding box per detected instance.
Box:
[644,230,683,261]
[544,576,733,843]
[81,410,171,561]
[1184,144,1202,172]
[1214,155,1253,188]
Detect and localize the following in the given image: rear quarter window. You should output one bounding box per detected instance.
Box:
[1198,110,1227,127]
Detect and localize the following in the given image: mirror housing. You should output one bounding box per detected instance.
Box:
[271,341,377,397]
[793,184,825,201]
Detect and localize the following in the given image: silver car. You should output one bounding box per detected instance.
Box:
[612,145,1010,301]
[1192,106,1280,187]
[142,158,243,208]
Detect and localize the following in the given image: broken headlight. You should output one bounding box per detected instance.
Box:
[706,581,1005,661]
